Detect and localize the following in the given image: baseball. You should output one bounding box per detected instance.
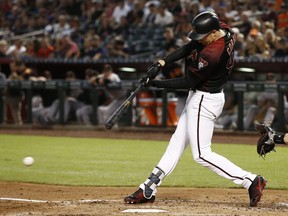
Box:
[23,157,34,166]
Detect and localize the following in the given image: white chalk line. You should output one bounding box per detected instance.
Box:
[0,198,47,203]
[277,202,288,207]
[0,197,119,204]
[122,209,168,213]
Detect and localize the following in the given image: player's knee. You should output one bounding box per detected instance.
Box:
[192,151,212,165]
[76,109,82,119]
[193,155,204,164]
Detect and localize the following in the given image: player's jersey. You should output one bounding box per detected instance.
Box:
[161,22,236,92]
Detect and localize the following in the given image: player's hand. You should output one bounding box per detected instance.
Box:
[140,76,153,86]
[140,77,160,87]
[140,76,156,86]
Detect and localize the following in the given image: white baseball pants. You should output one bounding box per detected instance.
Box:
[155,90,256,189]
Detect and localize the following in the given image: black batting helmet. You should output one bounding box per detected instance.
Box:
[188,11,221,40]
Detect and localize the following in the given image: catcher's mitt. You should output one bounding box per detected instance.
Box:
[255,122,274,134]
[257,132,276,158]
[255,122,276,158]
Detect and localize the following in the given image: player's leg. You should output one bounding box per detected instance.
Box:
[139,110,190,197]
[81,105,93,125]
[187,92,265,206]
[124,92,192,204]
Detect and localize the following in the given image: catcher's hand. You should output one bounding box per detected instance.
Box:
[257,132,276,158]
[255,122,276,158]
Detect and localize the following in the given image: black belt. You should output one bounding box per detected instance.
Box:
[209,89,223,94]
[193,89,223,94]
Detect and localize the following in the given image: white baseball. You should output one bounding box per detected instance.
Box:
[23,157,34,166]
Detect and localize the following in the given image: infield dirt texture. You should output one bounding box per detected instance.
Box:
[1,128,288,215]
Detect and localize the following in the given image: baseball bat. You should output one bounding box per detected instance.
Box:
[105,83,144,129]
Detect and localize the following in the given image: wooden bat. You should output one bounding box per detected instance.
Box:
[105,83,144,129]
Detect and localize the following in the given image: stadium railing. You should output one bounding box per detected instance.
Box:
[0,79,287,132]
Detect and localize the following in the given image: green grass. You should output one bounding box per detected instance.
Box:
[0,134,287,189]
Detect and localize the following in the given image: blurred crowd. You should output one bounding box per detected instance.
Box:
[1,0,288,128]
[0,0,287,63]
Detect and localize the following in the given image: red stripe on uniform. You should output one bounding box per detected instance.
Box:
[196,95,244,181]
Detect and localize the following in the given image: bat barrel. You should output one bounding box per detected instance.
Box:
[105,83,144,130]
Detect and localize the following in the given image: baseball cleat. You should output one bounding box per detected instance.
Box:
[248,175,266,207]
[124,188,155,204]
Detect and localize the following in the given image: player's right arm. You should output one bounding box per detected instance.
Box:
[144,41,196,89]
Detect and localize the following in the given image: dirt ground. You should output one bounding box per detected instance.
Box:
[1,127,288,216]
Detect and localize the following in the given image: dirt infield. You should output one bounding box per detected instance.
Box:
[1,127,288,215]
[1,182,288,216]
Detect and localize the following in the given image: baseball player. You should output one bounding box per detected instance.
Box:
[124,11,266,207]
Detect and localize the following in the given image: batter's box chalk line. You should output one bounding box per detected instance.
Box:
[121,209,169,213]
[277,202,288,207]
[0,197,119,204]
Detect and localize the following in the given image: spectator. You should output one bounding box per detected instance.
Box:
[166,0,182,17]
[0,39,11,76]
[94,13,114,40]
[274,27,288,57]
[232,27,245,57]
[174,14,192,38]
[89,0,105,24]
[56,35,81,59]
[35,71,77,125]
[36,36,55,58]
[24,39,39,58]
[185,0,200,23]
[69,16,84,48]
[5,61,25,125]
[214,91,238,130]
[6,39,27,61]
[42,70,52,81]
[76,68,113,125]
[243,73,278,130]
[113,16,131,39]
[11,15,26,35]
[198,0,215,13]
[75,69,99,125]
[96,64,124,125]
[82,34,107,60]
[111,0,131,25]
[162,27,179,54]
[142,3,158,26]
[126,0,144,28]
[254,35,271,59]
[157,61,186,117]
[248,20,262,39]
[244,36,257,57]
[107,35,130,59]
[231,11,252,38]
[264,28,278,56]
[154,3,174,26]
[45,14,71,40]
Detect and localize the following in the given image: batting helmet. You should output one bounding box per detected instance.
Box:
[188,11,221,40]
